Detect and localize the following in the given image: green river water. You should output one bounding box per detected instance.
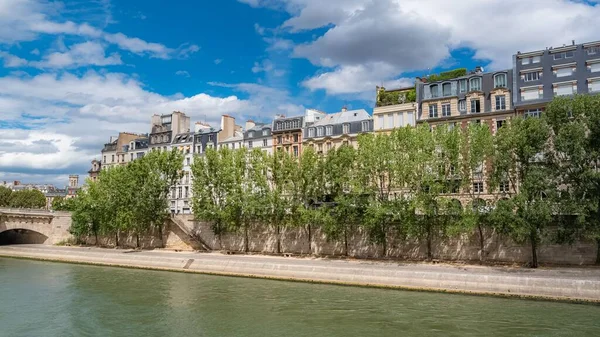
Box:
[1,258,599,337]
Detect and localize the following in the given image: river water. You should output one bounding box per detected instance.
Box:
[1,258,599,337]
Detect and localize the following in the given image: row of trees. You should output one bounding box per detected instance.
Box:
[192,95,600,267]
[0,187,46,208]
[67,150,184,248]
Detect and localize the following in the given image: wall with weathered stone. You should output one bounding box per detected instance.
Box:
[0,209,72,245]
[178,216,597,265]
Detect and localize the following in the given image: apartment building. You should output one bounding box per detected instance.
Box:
[513,40,600,117]
[304,107,373,154]
[149,111,190,152]
[194,122,219,155]
[243,120,273,154]
[271,109,326,157]
[373,86,417,133]
[88,159,101,182]
[101,132,145,169]
[417,67,513,134]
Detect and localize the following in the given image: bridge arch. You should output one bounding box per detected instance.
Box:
[0,228,49,245]
[0,208,71,245]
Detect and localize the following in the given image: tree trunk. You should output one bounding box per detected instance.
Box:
[158,224,164,248]
[244,224,249,253]
[115,231,119,247]
[307,224,312,255]
[530,231,538,268]
[136,233,140,249]
[94,230,99,246]
[426,225,433,261]
[343,226,348,257]
[381,221,387,257]
[596,238,600,265]
[477,224,485,262]
[276,224,281,254]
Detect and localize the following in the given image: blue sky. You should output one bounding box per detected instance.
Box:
[0,0,599,186]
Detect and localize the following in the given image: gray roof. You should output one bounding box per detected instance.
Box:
[310,109,371,127]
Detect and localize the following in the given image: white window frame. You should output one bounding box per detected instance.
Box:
[387,114,394,128]
[377,115,384,130]
[525,109,542,118]
[430,84,439,98]
[317,127,324,137]
[308,128,315,137]
[495,95,506,111]
[521,86,543,101]
[458,99,466,112]
[553,81,577,96]
[325,125,333,136]
[473,182,484,193]
[523,71,540,82]
[441,103,451,117]
[470,99,481,113]
[442,82,452,96]
[343,123,350,134]
[494,73,507,88]
[429,104,438,118]
[469,77,481,91]
[459,79,467,93]
[362,121,369,131]
[588,78,600,93]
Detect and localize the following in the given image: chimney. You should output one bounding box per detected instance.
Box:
[245,120,256,131]
[218,115,235,142]
[572,40,575,46]
[151,114,161,126]
[341,106,347,112]
[195,121,211,133]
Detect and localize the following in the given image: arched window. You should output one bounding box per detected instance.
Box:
[430,84,439,98]
[494,73,507,88]
[442,82,452,96]
[469,77,482,91]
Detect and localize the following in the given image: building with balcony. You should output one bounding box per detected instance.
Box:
[149,111,190,152]
[272,110,325,157]
[513,40,600,117]
[417,67,514,134]
[170,131,195,214]
[243,120,272,154]
[304,107,373,154]
[373,86,417,133]
[194,122,219,155]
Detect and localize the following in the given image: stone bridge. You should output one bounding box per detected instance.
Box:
[0,208,72,245]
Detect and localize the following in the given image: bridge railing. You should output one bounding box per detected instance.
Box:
[0,207,67,215]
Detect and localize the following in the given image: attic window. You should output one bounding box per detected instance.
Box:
[354,113,357,116]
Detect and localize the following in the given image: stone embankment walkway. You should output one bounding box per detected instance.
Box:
[1,245,599,303]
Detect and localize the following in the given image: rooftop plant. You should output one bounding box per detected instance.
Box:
[376,88,416,107]
[426,68,467,82]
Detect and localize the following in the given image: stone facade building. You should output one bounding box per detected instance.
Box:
[373,86,417,134]
[101,132,146,170]
[149,111,190,152]
[243,120,272,154]
[304,108,373,154]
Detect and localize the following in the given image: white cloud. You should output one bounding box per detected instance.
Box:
[264,37,293,51]
[242,0,600,95]
[103,32,173,59]
[30,48,39,55]
[175,70,190,77]
[254,23,266,35]
[252,59,286,77]
[214,58,223,65]
[31,41,122,68]
[0,51,29,67]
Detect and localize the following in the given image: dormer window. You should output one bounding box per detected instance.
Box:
[308,128,315,137]
[442,83,452,96]
[494,73,507,88]
[317,127,324,137]
[249,131,254,138]
[469,77,481,91]
[326,126,333,136]
[262,129,268,136]
[430,84,439,98]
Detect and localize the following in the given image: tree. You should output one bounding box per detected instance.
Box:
[51,196,76,211]
[545,94,600,264]
[265,150,295,254]
[490,117,554,268]
[9,189,46,208]
[70,180,105,245]
[0,186,11,206]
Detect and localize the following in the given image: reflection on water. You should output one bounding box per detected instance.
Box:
[1,258,599,337]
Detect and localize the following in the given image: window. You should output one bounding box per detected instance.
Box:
[525,109,542,118]
[197,146,202,154]
[171,188,176,199]
[458,100,466,112]
[555,67,574,78]
[469,77,481,91]
[589,79,600,93]
[442,103,451,117]
[293,120,299,128]
[178,187,182,199]
[277,136,282,144]
[442,83,452,96]
[248,141,253,149]
[343,123,350,134]
[470,99,481,113]
[459,79,467,93]
[293,146,298,157]
[494,73,507,88]
[248,131,254,138]
[326,143,332,151]
[387,114,395,128]
[588,46,600,55]
[231,143,235,149]
[407,112,414,126]
[184,187,189,198]
[362,121,369,131]
[103,156,106,164]
[263,139,268,147]
[377,115,384,130]
[496,120,505,130]
[499,181,509,193]
[398,114,404,127]
[554,82,576,96]
[308,128,315,137]
[317,127,324,137]
[522,57,530,65]
[532,55,541,63]
[589,62,600,73]
[208,134,214,142]
[262,129,268,136]
[111,155,115,163]
[293,134,299,142]
[473,182,484,193]
[495,95,506,110]
[430,84,439,98]
[523,71,539,82]
[554,53,563,60]
[318,144,323,153]
[429,104,438,118]
[553,51,574,60]
[521,87,543,101]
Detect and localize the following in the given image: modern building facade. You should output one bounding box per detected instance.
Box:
[513,40,600,117]
[304,108,373,154]
[373,86,417,133]
[243,120,272,154]
[417,67,513,134]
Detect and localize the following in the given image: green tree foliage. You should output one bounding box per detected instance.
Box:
[8,189,46,208]
[0,186,12,206]
[426,68,467,82]
[51,196,77,211]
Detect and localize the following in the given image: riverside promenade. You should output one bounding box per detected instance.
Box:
[1,244,599,303]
